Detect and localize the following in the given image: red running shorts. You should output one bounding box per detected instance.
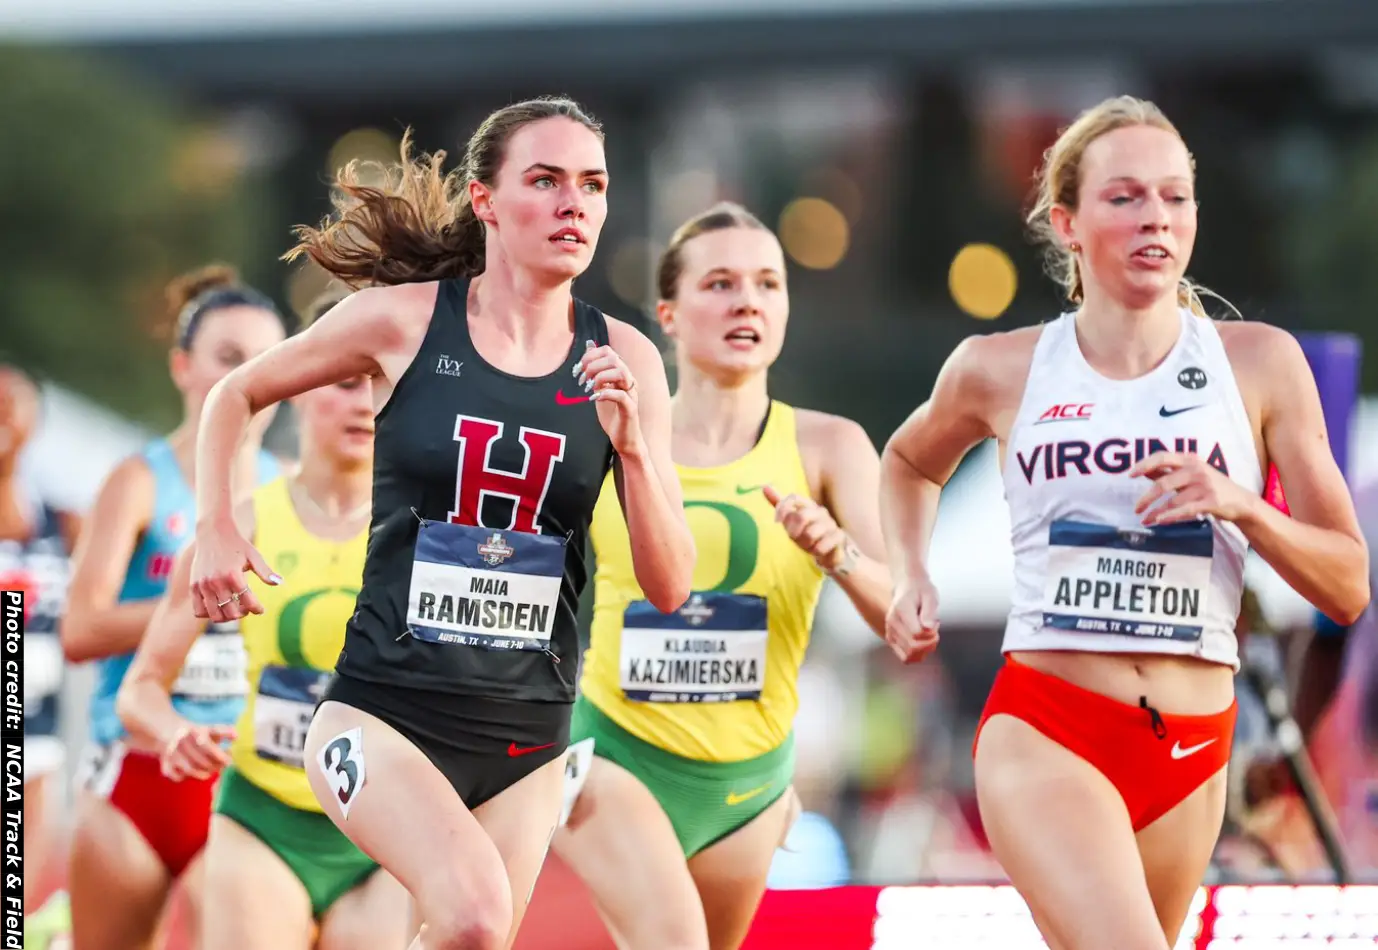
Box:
[975,657,1236,831]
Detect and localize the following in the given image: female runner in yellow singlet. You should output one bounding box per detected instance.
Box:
[552,202,910,950]
[117,292,411,950]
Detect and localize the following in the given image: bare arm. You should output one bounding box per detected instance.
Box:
[61,457,158,662]
[120,496,253,767]
[116,543,208,751]
[195,285,414,534]
[608,322,694,613]
[1237,328,1369,624]
[806,414,892,637]
[881,336,1000,585]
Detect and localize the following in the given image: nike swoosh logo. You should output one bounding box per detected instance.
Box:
[1170,738,1216,760]
[725,783,772,806]
[508,741,557,758]
[555,391,591,405]
[735,485,764,495]
[1159,405,1203,418]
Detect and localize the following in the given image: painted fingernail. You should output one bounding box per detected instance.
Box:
[572,362,580,378]
[585,339,595,349]
[584,378,594,393]
[577,372,587,387]
[269,573,282,585]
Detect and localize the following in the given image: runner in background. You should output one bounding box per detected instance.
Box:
[0,366,81,928]
[118,287,412,949]
[62,265,290,950]
[553,202,897,950]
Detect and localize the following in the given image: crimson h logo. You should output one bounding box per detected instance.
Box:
[449,415,567,535]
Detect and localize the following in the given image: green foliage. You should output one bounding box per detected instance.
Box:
[0,44,270,427]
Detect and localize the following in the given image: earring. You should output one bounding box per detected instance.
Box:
[1069,242,1082,254]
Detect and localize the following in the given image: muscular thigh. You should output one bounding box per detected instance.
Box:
[318,867,411,950]
[471,753,568,947]
[551,755,707,950]
[201,815,313,950]
[1135,766,1228,947]
[688,787,800,950]
[169,852,207,950]
[68,792,171,950]
[302,701,510,932]
[974,715,1169,950]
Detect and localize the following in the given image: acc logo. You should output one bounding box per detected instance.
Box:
[1036,403,1094,424]
[678,594,715,627]
[477,532,514,567]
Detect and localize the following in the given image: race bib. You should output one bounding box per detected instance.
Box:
[173,623,249,699]
[620,592,768,703]
[405,520,565,651]
[254,665,330,769]
[23,633,63,711]
[77,741,127,798]
[559,737,596,827]
[1042,519,1214,641]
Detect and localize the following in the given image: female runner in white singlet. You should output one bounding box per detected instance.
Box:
[880,96,1370,950]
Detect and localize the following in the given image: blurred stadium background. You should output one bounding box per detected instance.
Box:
[5,1,1378,946]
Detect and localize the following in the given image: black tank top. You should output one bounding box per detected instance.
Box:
[340,278,615,703]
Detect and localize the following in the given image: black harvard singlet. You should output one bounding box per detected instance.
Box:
[339,278,615,703]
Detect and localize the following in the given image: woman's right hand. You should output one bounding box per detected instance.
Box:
[884,573,942,664]
[189,522,279,622]
[160,722,237,781]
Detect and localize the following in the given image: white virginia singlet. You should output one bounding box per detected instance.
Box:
[1001,309,1263,671]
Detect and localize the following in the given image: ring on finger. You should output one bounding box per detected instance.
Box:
[216,597,233,607]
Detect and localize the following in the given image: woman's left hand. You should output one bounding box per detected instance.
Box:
[1131,451,1256,526]
[576,341,643,456]
[763,485,851,571]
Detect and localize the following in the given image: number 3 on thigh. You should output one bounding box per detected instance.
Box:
[316,726,367,819]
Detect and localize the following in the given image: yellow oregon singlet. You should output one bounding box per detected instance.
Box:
[229,478,367,812]
[580,401,824,762]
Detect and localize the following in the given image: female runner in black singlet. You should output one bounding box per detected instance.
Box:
[186,98,696,950]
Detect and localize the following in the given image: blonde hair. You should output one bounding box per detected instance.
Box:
[1026,95,1237,319]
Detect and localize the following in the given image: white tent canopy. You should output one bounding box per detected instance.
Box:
[20,383,150,514]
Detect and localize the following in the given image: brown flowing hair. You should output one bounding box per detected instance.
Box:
[284,98,603,288]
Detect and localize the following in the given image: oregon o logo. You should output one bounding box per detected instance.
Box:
[682,501,758,593]
[276,587,359,667]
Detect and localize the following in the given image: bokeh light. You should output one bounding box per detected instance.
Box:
[285,263,333,324]
[948,243,1018,319]
[778,197,850,270]
[326,127,399,188]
